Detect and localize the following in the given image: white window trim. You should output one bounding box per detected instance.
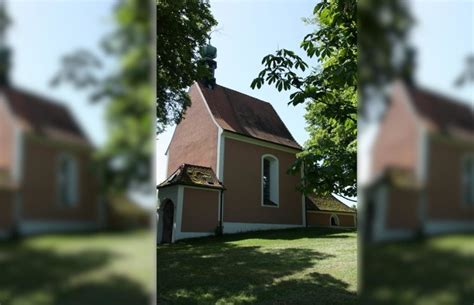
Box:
[261,154,279,208]
[461,154,474,207]
[56,153,79,208]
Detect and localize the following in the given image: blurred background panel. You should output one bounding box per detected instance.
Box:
[358,0,473,304]
[0,0,154,304]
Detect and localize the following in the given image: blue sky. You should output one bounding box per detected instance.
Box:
[156,0,315,183]
[8,0,115,146]
[157,0,473,205]
[360,0,474,184]
[411,0,474,102]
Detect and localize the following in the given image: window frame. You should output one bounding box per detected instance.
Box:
[261,154,279,208]
[56,153,79,208]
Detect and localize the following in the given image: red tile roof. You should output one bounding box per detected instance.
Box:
[409,87,474,134]
[305,194,356,213]
[1,86,90,145]
[196,82,301,150]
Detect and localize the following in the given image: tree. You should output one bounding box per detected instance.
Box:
[251,0,414,199]
[251,0,357,198]
[156,0,217,133]
[358,0,415,115]
[53,0,153,192]
[53,0,216,192]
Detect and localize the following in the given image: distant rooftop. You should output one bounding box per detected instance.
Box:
[306,194,356,213]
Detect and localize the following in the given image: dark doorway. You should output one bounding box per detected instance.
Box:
[162,200,174,244]
[364,197,376,242]
[331,215,339,226]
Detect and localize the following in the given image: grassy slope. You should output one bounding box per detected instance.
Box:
[362,234,474,305]
[157,228,357,305]
[0,230,153,305]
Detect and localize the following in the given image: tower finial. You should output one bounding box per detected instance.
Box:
[199,43,217,89]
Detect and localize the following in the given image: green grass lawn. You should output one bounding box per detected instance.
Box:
[157,227,357,305]
[0,230,153,305]
[362,234,474,305]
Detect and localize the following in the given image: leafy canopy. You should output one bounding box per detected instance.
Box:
[53,0,216,192]
[358,0,415,116]
[53,0,153,192]
[251,0,357,198]
[156,0,217,133]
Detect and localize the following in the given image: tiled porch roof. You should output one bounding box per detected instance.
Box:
[158,164,224,190]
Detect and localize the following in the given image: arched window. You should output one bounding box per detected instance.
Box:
[57,154,79,207]
[330,214,340,227]
[261,154,279,207]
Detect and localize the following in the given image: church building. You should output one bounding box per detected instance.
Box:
[157,45,356,243]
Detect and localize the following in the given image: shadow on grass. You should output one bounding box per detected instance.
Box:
[361,235,474,305]
[241,227,357,241]
[0,242,149,305]
[267,272,357,305]
[157,230,357,305]
[177,227,357,245]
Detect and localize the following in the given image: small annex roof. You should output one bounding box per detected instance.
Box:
[306,194,355,213]
[196,82,302,150]
[157,163,224,190]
